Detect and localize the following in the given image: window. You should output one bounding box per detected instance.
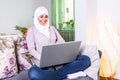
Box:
[51,0,74,41]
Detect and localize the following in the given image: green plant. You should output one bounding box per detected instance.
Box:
[15,25,28,35]
[64,19,74,26]
[63,19,74,30]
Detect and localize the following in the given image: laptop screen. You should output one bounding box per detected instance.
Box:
[39,41,81,68]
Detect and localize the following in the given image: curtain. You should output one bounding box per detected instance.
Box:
[51,0,63,29]
[86,19,120,79]
[51,0,75,42]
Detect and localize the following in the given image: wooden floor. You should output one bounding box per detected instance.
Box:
[100,76,119,80]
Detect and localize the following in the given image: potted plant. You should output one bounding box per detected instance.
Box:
[15,25,28,35]
[63,19,74,30]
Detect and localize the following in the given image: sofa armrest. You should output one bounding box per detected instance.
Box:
[80,45,100,80]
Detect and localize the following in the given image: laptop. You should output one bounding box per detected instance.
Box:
[39,41,81,68]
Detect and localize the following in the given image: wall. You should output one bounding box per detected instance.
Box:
[97,0,120,32]
[75,0,97,45]
[0,0,51,34]
[86,0,97,45]
[75,0,87,44]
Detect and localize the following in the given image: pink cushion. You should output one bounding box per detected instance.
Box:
[0,35,18,79]
[16,35,32,71]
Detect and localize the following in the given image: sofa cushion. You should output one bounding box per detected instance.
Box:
[5,70,29,80]
[0,35,18,79]
[16,35,32,71]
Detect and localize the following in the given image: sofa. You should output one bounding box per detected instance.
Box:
[0,34,100,80]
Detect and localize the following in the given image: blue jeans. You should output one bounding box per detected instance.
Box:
[28,55,91,80]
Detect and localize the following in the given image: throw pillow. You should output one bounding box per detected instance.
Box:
[16,35,32,71]
[0,35,18,79]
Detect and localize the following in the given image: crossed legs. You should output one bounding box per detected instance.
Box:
[28,55,91,80]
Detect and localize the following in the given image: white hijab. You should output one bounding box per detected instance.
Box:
[33,7,50,38]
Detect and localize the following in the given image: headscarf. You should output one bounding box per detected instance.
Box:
[33,6,50,38]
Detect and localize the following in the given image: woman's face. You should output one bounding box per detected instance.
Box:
[38,14,48,26]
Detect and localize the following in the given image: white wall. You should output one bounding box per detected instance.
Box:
[75,0,87,44]
[0,0,51,34]
[97,0,120,32]
[75,0,97,44]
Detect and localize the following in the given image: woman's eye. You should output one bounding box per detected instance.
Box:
[45,15,48,18]
[40,16,43,18]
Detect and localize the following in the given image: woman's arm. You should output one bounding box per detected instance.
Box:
[26,27,40,60]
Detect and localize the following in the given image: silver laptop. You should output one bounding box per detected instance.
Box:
[39,41,81,68]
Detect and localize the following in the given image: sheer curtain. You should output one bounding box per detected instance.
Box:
[51,0,63,29]
[86,19,120,79]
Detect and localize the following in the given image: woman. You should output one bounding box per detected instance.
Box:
[26,6,91,80]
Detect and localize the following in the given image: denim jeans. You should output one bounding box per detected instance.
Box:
[28,55,91,80]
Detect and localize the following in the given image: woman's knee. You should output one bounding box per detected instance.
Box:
[77,55,91,67]
[28,65,44,80]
